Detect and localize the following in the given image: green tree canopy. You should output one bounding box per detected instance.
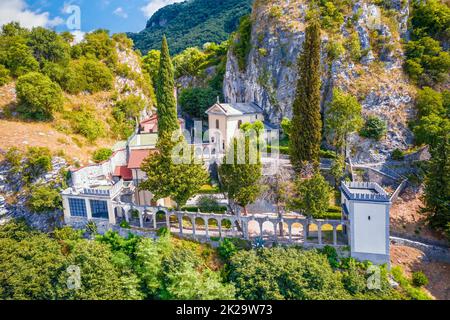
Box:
[289,172,331,218]
[219,134,262,214]
[173,47,208,78]
[16,72,63,120]
[27,27,70,65]
[142,49,161,90]
[411,0,450,41]
[416,86,446,118]
[27,184,62,213]
[179,87,218,119]
[228,247,349,300]
[325,89,363,155]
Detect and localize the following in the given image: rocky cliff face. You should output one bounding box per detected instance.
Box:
[223,0,416,163]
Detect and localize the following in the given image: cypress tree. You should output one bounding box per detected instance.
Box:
[423,133,450,235]
[290,20,322,172]
[156,36,178,135]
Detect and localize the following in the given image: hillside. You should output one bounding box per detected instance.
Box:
[0,26,155,165]
[128,0,253,54]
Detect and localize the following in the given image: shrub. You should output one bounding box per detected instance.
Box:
[197,195,225,213]
[157,226,170,237]
[346,33,362,62]
[391,148,405,160]
[69,106,105,142]
[53,226,83,241]
[405,36,450,85]
[80,29,118,67]
[23,147,52,183]
[217,238,238,261]
[326,39,345,62]
[0,41,39,77]
[85,221,98,235]
[92,148,113,163]
[16,72,63,120]
[412,271,429,287]
[113,95,146,120]
[0,64,10,86]
[319,245,339,268]
[391,266,431,300]
[415,87,445,118]
[360,116,387,140]
[61,60,87,94]
[4,147,23,173]
[342,259,367,294]
[27,184,62,213]
[280,117,292,138]
[413,114,449,147]
[198,184,220,194]
[41,61,66,84]
[289,173,332,219]
[320,1,345,30]
[119,220,130,229]
[410,0,450,40]
[81,58,114,92]
[269,6,283,20]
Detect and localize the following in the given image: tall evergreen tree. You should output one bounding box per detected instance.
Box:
[156,36,179,135]
[423,133,450,236]
[290,20,322,172]
[140,131,208,210]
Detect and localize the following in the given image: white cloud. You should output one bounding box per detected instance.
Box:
[113,7,128,19]
[0,0,64,29]
[141,0,185,18]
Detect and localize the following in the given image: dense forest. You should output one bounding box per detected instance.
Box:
[0,220,431,300]
[128,0,253,54]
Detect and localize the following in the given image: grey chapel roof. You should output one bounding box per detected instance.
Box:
[206,102,263,116]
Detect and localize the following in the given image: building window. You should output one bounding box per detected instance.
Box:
[211,137,215,143]
[90,200,109,219]
[238,120,242,128]
[68,198,87,217]
[216,119,220,129]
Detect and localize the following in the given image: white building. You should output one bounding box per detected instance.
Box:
[341,182,391,266]
[61,115,173,226]
[205,102,265,152]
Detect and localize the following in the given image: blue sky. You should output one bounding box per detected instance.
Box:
[0,0,185,36]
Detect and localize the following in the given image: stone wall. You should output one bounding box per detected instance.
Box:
[391,236,450,264]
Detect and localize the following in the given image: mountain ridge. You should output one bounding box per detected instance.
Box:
[128,0,253,55]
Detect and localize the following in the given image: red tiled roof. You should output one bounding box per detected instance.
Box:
[140,115,158,133]
[140,114,158,125]
[127,149,153,169]
[113,166,133,180]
